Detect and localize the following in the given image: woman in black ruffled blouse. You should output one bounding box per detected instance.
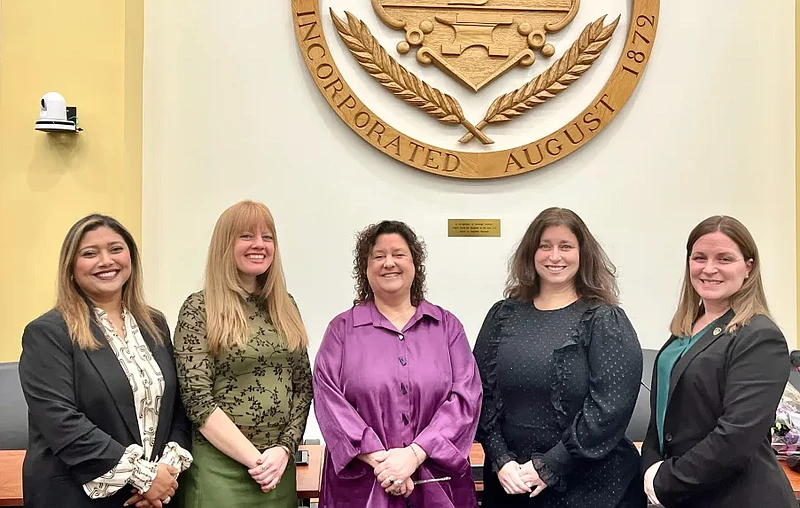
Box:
[473,207,645,508]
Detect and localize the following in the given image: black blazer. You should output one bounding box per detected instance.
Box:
[641,310,795,508]
[18,309,191,508]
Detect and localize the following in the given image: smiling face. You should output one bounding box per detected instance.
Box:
[72,226,132,304]
[689,231,753,311]
[534,225,580,291]
[366,233,416,303]
[233,225,274,290]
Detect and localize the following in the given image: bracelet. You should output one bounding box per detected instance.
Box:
[410,444,423,467]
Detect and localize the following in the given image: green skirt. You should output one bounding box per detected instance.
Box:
[177,439,297,508]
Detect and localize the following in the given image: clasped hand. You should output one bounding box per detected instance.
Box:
[498,460,548,498]
[643,460,663,505]
[358,447,419,498]
[124,463,179,508]
[248,446,290,492]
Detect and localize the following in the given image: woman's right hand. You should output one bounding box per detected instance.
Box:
[357,450,388,469]
[644,461,663,505]
[142,463,179,507]
[498,460,532,495]
[247,446,290,492]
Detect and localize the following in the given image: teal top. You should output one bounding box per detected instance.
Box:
[655,320,717,451]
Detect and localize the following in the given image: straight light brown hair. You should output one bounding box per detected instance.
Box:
[56,214,163,350]
[505,207,619,305]
[204,200,308,353]
[670,215,769,336]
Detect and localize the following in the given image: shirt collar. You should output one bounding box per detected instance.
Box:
[352,299,442,328]
[93,306,135,340]
[93,306,128,320]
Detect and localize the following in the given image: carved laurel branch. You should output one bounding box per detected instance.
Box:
[330,9,494,145]
[459,14,620,144]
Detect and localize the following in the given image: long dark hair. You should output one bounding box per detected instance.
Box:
[505,207,618,304]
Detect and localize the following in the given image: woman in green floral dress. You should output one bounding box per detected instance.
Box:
[174,200,313,507]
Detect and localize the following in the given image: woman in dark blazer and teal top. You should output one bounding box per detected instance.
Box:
[641,215,795,508]
[18,214,192,508]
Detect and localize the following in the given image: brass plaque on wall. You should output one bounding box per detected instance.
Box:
[448,219,501,237]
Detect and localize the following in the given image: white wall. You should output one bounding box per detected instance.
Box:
[143,0,796,440]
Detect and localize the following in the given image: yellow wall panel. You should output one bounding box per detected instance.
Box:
[0,0,143,361]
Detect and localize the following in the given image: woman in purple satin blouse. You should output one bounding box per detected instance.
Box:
[313,220,482,508]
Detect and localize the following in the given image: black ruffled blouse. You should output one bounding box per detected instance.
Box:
[473,299,646,508]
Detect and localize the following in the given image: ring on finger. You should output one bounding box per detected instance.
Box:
[163,496,171,504]
[393,479,403,485]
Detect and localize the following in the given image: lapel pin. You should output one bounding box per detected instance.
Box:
[713,327,722,336]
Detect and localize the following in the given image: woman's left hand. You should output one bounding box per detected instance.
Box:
[123,490,158,507]
[644,461,663,505]
[518,461,548,497]
[375,447,419,489]
[385,476,415,497]
[248,446,290,492]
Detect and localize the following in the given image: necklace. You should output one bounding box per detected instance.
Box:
[385,305,415,321]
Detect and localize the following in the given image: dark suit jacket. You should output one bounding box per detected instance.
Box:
[641,311,795,508]
[18,309,191,508]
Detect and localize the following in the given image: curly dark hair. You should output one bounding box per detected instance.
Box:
[353,220,427,306]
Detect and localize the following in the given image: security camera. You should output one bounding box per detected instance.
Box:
[35,92,80,132]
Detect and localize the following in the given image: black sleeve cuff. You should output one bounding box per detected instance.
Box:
[534,441,575,492]
[491,451,518,473]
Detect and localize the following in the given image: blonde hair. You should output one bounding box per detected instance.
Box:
[204,200,308,353]
[670,215,770,336]
[56,214,163,350]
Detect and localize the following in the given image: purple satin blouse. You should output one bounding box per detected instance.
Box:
[313,300,482,508]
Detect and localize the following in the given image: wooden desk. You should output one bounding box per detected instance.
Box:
[0,451,23,507]
[0,445,324,507]
[780,460,800,497]
[469,443,485,492]
[468,442,800,499]
[297,444,323,499]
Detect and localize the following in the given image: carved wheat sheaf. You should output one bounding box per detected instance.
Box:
[330,10,494,145]
[459,15,620,144]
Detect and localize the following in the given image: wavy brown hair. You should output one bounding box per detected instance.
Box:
[670,215,769,336]
[353,220,427,306]
[505,207,618,304]
[56,214,163,350]
[204,200,308,353]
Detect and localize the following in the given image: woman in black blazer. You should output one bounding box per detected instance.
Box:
[641,215,795,508]
[18,214,192,508]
